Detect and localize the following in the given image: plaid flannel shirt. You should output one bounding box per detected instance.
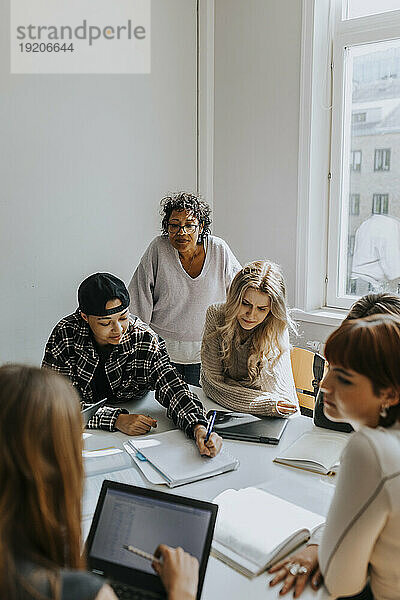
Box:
[42,310,208,435]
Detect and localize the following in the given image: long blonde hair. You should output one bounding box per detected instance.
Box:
[0,365,85,600]
[218,261,296,381]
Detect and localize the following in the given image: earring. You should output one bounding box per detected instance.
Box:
[380,405,388,418]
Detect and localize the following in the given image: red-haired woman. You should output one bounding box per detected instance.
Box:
[269,315,400,600]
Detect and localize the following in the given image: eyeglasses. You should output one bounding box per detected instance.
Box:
[167,223,198,234]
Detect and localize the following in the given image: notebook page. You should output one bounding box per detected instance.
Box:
[213,488,324,568]
[277,432,349,470]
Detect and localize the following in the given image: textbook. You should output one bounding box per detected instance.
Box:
[273,430,350,476]
[212,487,325,578]
[128,429,239,488]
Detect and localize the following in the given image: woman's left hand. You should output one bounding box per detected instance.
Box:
[268,545,323,598]
[276,400,298,415]
[194,425,223,457]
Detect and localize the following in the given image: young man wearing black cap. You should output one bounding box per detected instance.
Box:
[42,273,222,457]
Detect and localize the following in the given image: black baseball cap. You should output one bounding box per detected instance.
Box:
[78,273,130,316]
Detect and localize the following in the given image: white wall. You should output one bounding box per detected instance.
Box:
[212,0,334,350]
[0,0,198,365]
[1,0,339,365]
[213,0,302,305]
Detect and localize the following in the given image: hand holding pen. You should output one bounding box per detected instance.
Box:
[193,410,222,457]
[204,410,217,443]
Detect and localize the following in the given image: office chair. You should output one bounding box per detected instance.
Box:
[290,347,326,417]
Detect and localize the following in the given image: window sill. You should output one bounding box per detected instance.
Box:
[292,308,347,327]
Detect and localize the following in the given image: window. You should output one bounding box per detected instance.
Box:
[349,193,360,215]
[350,150,362,171]
[347,0,400,19]
[296,0,400,315]
[326,0,400,307]
[374,148,391,171]
[372,193,389,214]
[352,112,366,123]
[348,234,355,255]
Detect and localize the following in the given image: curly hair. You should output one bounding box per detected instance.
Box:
[216,261,297,382]
[160,192,212,243]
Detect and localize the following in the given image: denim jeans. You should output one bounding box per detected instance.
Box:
[171,363,201,387]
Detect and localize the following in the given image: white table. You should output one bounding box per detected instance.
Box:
[84,387,339,600]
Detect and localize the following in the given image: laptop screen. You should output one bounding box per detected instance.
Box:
[87,481,218,599]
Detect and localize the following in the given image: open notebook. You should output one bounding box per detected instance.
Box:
[128,429,239,487]
[212,487,324,578]
[273,430,350,476]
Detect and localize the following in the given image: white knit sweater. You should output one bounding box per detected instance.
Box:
[200,304,299,417]
[311,423,400,599]
[128,236,241,363]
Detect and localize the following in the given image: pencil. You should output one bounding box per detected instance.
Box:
[122,544,161,564]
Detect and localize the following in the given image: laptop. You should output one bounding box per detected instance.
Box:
[86,480,218,600]
[81,398,107,427]
[207,410,288,445]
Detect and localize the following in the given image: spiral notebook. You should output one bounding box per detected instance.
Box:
[128,429,239,487]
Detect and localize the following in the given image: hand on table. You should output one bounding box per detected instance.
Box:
[152,544,199,600]
[115,413,157,435]
[194,424,223,457]
[268,545,322,598]
[276,400,298,416]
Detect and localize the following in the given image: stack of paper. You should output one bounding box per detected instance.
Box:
[126,429,239,487]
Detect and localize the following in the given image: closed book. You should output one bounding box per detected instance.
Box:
[132,429,239,487]
[212,487,324,578]
[273,430,350,476]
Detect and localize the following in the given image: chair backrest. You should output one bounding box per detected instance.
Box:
[290,347,326,413]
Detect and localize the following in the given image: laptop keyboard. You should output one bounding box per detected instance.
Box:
[110,581,162,600]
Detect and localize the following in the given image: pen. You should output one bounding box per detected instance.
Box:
[123,544,161,564]
[204,410,217,443]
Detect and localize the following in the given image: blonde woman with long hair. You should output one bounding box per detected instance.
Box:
[0,365,199,600]
[201,261,298,416]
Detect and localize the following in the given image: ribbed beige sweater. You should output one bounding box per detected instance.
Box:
[200,304,299,416]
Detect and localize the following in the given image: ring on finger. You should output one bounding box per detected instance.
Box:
[288,563,300,576]
[298,566,308,575]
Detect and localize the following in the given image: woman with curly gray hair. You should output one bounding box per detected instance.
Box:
[128,192,241,386]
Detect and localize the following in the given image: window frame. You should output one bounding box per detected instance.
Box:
[350,149,362,171]
[349,193,360,215]
[326,1,400,309]
[296,0,400,320]
[374,148,391,171]
[372,193,389,214]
